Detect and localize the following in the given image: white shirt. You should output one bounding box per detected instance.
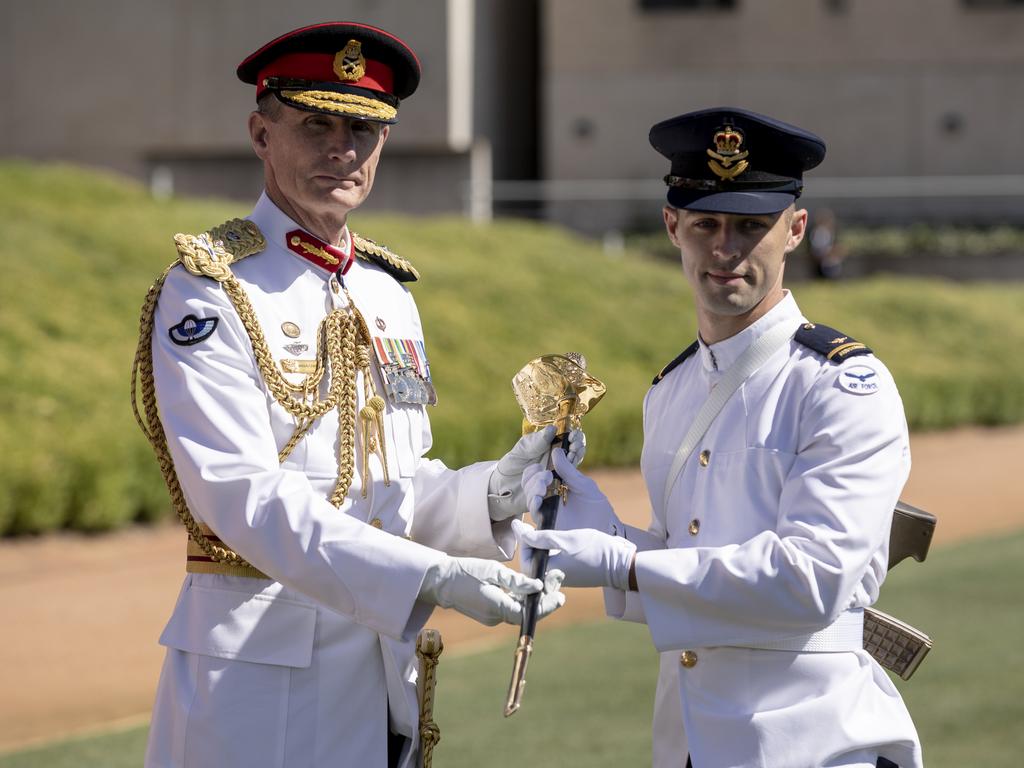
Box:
[606,293,923,768]
[145,194,507,768]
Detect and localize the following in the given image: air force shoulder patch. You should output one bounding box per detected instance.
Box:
[169,314,218,346]
[838,364,880,395]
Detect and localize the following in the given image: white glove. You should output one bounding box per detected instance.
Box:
[418,556,566,626]
[512,519,636,591]
[487,426,586,522]
[522,448,618,532]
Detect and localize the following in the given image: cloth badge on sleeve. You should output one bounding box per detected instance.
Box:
[371,336,437,406]
[169,314,218,346]
[838,364,880,395]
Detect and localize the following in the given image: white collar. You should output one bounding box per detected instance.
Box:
[698,291,805,373]
[249,192,351,261]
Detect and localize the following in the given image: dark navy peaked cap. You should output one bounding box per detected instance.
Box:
[650,107,826,214]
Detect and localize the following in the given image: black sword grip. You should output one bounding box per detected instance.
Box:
[520,431,570,640]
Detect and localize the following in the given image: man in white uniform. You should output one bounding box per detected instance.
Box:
[515,108,922,768]
[133,22,572,768]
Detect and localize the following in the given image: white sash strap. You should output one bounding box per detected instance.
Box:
[661,320,799,515]
[727,609,865,653]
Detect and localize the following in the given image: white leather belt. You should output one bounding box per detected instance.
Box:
[727,609,864,652]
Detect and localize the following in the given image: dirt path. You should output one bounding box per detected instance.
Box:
[2,426,1022,754]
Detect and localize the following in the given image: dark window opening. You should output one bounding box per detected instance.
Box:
[961,0,1024,8]
[639,0,737,11]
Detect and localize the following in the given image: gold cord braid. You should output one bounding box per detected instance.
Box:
[276,321,330,462]
[132,246,389,573]
[222,277,347,422]
[220,273,390,510]
[293,321,328,394]
[356,344,390,498]
[132,264,253,568]
[326,309,361,507]
[416,629,445,768]
[277,416,315,463]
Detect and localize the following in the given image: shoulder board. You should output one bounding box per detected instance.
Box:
[793,322,873,363]
[652,341,699,385]
[352,233,419,283]
[174,218,265,283]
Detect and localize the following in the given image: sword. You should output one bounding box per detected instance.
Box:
[504,401,573,717]
[503,352,605,717]
[863,500,938,680]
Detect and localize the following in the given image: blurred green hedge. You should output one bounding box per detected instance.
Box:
[2,161,1023,535]
[628,221,1024,264]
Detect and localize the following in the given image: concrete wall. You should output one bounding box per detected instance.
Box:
[5,0,1024,231]
[0,0,496,212]
[542,0,1024,232]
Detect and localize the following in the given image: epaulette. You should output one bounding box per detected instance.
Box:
[174,219,266,283]
[652,341,699,385]
[353,233,419,283]
[794,322,873,363]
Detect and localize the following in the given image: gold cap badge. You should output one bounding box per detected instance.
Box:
[707,125,750,180]
[334,40,366,82]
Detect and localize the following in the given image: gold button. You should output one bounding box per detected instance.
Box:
[290,235,301,246]
[680,650,698,668]
[688,519,700,536]
[370,518,383,529]
[281,321,301,338]
[698,450,711,467]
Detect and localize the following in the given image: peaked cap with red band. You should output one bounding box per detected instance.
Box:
[237,22,421,125]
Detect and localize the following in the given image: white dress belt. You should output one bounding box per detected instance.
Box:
[724,608,865,652]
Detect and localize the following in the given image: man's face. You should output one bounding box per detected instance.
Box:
[250,102,389,224]
[663,205,807,326]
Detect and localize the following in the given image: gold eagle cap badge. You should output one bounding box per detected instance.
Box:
[707,124,750,180]
[334,40,366,82]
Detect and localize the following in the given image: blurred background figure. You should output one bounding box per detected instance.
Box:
[808,207,848,280]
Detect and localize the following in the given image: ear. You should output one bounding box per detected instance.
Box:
[379,124,390,146]
[663,205,682,248]
[248,111,270,160]
[784,208,808,253]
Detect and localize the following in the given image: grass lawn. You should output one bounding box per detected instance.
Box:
[4,531,1021,767]
[0,727,148,768]
[3,161,1024,535]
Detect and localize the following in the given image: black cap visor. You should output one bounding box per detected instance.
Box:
[668,188,798,214]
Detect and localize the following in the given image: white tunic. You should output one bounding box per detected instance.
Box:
[605,293,923,768]
[144,195,512,768]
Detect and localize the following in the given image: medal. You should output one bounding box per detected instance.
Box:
[373,336,436,406]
